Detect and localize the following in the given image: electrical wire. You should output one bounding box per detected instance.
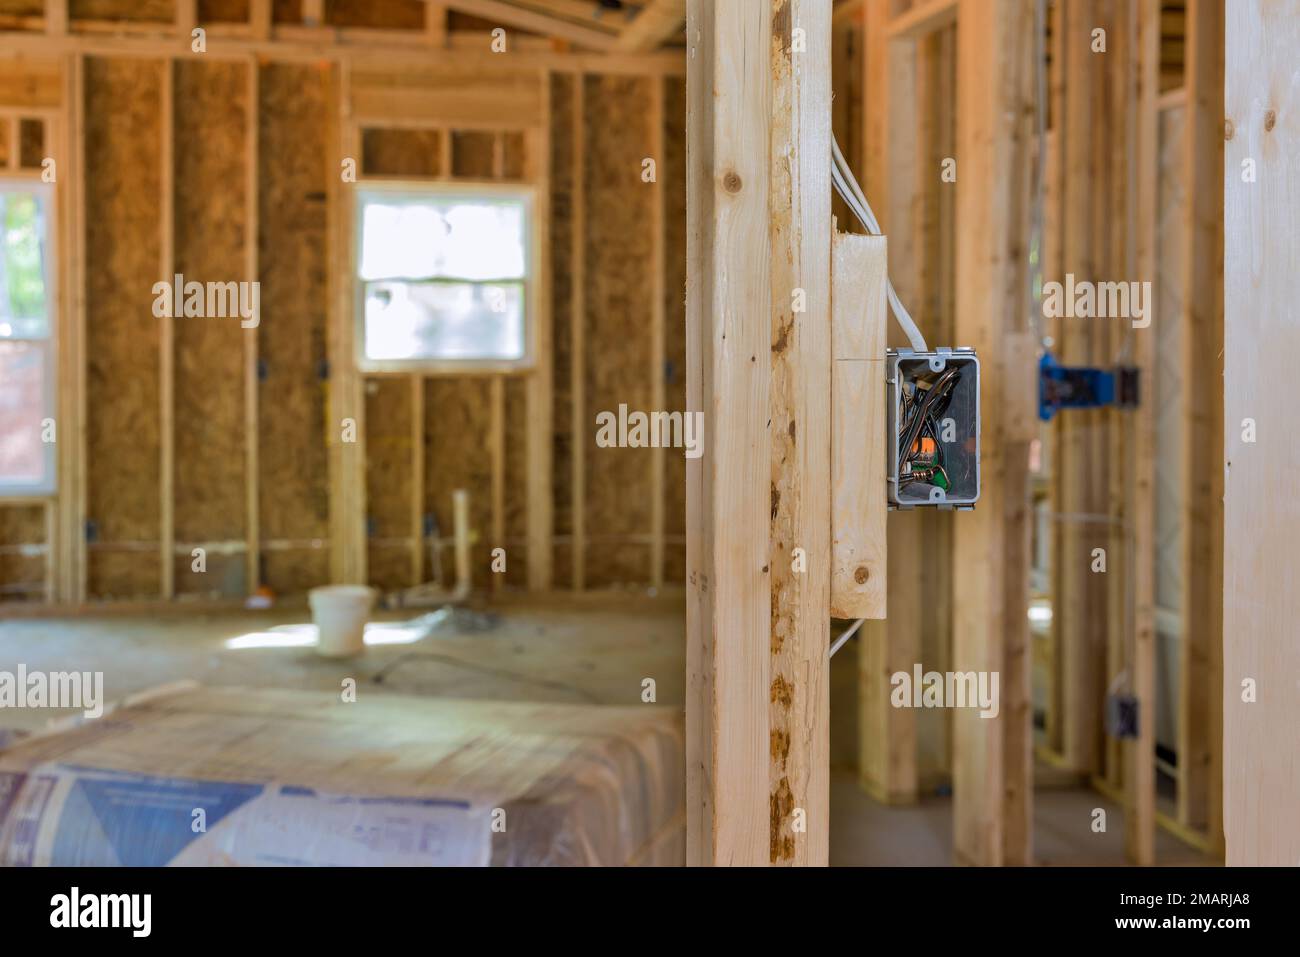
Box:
[829,617,866,659]
[831,134,929,353]
[825,135,935,653]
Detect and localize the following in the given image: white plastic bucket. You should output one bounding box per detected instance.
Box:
[308,585,376,658]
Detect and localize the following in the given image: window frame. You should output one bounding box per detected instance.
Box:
[0,176,56,498]
[352,180,538,375]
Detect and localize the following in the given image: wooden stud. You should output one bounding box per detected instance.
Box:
[327,60,367,584]
[525,69,554,592]
[570,76,585,592]
[1223,0,1295,866]
[685,0,772,866]
[488,130,506,592]
[425,4,447,48]
[302,0,323,29]
[489,375,505,592]
[766,0,833,867]
[613,0,685,53]
[251,0,271,41]
[1177,0,1223,849]
[885,0,957,40]
[443,0,616,51]
[492,129,505,179]
[51,56,73,604]
[42,499,55,604]
[951,0,1035,866]
[439,124,453,180]
[411,376,425,586]
[685,0,833,867]
[244,57,260,594]
[649,76,666,590]
[1123,0,1160,868]
[1102,0,1128,798]
[1055,0,1105,777]
[45,0,66,37]
[70,53,85,604]
[159,58,174,601]
[175,0,196,37]
[857,0,919,809]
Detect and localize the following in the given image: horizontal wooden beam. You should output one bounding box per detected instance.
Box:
[613,0,685,52]
[350,85,542,127]
[441,0,616,51]
[0,32,684,76]
[886,0,958,40]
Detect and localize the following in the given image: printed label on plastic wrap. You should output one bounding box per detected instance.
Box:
[0,765,491,867]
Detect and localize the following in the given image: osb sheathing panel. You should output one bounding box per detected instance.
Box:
[173,59,249,545]
[71,0,175,22]
[424,377,491,589]
[198,0,250,23]
[451,130,496,178]
[582,74,653,587]
[258,62,330,593]
[364,377,412,540]
[361,127,444,178]
[85,57,163,598]
[325,0,422,30]
[504,375,528,587]
[549,74,574,572]
[662,76,687,586]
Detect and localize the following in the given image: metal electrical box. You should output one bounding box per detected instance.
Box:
[886,348,980,509]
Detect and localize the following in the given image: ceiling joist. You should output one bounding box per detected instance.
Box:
[436,0,617,51]
[612,0,685,52]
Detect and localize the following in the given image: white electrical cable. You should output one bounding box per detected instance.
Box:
[825,138,928,654]
[828,617,866,660]
[831,135,929,354]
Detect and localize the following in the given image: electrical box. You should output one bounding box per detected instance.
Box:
[886,348,980,509]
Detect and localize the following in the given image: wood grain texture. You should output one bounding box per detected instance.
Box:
[1054,0,1106,778]
[856,0,919,810]
[951,0,1034,866]
[1221,0,1283,868]
[685,0,772,866]
[829,232,886,619]
[767,0,832,867]
[1177,0,1223,844]
[1124,0,1160,867]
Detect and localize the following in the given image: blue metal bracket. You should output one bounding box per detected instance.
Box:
[1038,352,1140,422]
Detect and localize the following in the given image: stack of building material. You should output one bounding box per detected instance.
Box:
[0,685,684,867]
